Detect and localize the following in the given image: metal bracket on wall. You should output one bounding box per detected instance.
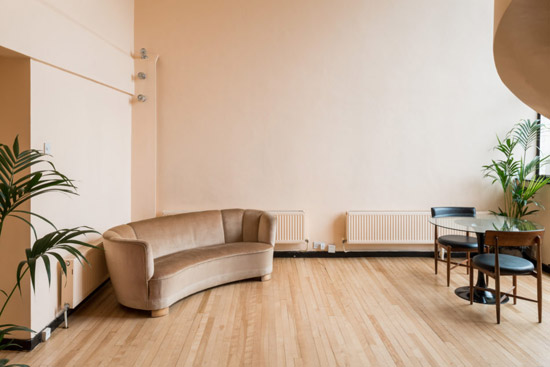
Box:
[132,49,160,219]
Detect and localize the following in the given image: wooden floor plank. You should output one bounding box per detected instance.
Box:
[2,257,550,366]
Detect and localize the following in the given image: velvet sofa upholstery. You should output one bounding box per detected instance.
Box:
[103,209,276,317]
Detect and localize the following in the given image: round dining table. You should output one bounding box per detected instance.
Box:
[428,213,544,304]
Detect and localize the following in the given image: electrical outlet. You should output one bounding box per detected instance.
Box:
[41,327,51,342]
[328,244,336,253]
[43,142,51,155]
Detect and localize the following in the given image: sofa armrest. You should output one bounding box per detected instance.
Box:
[103,230,155,309]
[258,212,277,246]
[103,235,154,281]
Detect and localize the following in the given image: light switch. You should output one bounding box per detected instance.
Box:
[44,142,51,155]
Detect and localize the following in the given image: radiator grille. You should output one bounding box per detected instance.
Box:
[346,211,475,245]
[60,240,108,309]
[270,210,306,244]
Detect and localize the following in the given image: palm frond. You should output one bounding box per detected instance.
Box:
[0,135,99,367]
[484,119,550,218]
[0,136,77,224]
[512,119,540,151]
[0,359,30,367]
[20,227,100,290]
[0,323,33,363]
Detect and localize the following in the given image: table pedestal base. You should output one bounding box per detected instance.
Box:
[454,232,509,305]
[455,286,509,305]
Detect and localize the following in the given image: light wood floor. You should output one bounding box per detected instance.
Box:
[2,257,550,366]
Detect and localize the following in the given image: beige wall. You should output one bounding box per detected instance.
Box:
[0,0,134,93]
[135,0,532,250]
[132,55,159,220]
[0,56,32,339]
[1,0,134,338]
[29,60,132,334]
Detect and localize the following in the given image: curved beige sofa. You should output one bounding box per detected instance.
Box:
[103,209,276,317]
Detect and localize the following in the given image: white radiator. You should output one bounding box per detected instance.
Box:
[270,210,307,245]
[346,211,482,245]
[268,210,307,251]
[60,239,109,309]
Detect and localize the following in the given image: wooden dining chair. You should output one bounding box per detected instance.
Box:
[431,207,478,286]
[469,230,544,324]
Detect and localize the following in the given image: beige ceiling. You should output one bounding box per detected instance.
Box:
[494,0,550,118]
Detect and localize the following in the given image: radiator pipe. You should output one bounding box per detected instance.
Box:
[56,303,70,329]
[63,303,69,328]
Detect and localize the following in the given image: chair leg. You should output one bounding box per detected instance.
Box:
[469,264,474,305]
[512,276,517,305]
[496,275,501,324]
[446,249,451,287]
[434,243,438,275]
[466,251,470,275]
[538,271,543,323]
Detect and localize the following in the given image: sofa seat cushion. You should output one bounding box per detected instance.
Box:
[473,253,534,275]
[148,242,273,309]
[437,235,477,248]
[152,242,273,280]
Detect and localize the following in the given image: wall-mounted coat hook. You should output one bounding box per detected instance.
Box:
[137,72,147,80]
[137,94,147,102]
[140,48,148,59]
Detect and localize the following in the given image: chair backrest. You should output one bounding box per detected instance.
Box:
[485,230,544,248]
[431,207,476,218]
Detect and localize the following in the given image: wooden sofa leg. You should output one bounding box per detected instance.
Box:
[151,307,169,318]
[261,274,272,282]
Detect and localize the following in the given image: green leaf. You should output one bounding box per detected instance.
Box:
[9,215,37,240]
[11,136,19,158]
[0,138,79,230]
[0,146,15,166]
[11,210,57,230]
[42,255,51,286]
[483,118,550,218]
[0,136,97,367]
[51,252,67,276]
[27,257,36,292]
[0,323,34,367]
[1,361,29,367]
[20,227,99,292]
[15,262,26,295]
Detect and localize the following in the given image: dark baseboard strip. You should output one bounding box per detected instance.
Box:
[1,279,109,351]
[525,254,550,275]
[276,251,550,274]
[274,251,435,258]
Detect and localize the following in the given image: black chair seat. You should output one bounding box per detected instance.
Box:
[473,253,534,275]
[438,235,477,249]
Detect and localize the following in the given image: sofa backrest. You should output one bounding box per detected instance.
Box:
[221,209,264,243]
[125,209,268,258]
[129,210,225,258]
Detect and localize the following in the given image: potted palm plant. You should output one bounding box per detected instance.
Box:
[0,136,97,367]
[483,119,550,218]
